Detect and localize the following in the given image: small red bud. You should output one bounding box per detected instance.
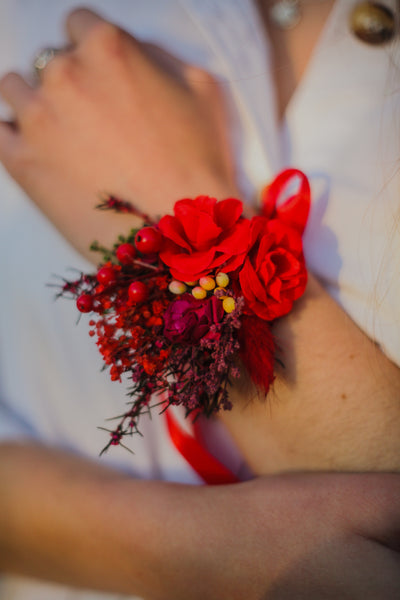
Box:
[116,243,136,265]
[135,227,162,254]
[128,281,149,304]
[76,294,93,313]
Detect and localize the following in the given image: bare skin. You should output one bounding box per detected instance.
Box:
[0,6,400,598]
[1,441,400,599]
[222,274,400,475]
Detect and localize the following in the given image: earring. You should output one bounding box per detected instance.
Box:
[350,2,396,45]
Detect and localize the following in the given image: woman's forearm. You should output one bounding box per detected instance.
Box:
[0,441,265,599]
[2,441,400,600]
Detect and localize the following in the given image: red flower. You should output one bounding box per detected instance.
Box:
[158,196,250,281]
[163,294,224,344]
[238,216,307,320]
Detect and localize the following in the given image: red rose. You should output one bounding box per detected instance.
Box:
[238,216,307,320]
[158,196,250,281]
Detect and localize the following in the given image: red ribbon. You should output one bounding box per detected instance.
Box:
[261,168,310,234]
[165,409,240,485]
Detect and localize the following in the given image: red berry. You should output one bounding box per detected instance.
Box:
[135,227,162,254]
[128,281,149,304]
[76,294,93,313]
[96,266,116,286]
[116,243,136,264]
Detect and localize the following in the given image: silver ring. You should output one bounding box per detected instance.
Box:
[33,47,62,78]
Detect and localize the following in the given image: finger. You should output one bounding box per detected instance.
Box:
[0,72,35,114]
[0,120,20,168]
[65,7,109,45]
[142,43,218,91]
[33,47,71,82]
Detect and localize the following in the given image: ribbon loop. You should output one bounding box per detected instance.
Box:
[261,168,311,234]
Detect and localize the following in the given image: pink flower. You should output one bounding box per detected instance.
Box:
[163,294,224,344]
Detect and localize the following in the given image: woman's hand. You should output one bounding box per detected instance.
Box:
[0,9,239,260]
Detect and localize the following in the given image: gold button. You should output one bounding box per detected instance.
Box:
[350,2,396,45]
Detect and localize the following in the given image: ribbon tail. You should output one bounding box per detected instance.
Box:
[165,409,240,485]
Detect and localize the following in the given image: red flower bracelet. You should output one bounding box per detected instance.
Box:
[57,168,310,453]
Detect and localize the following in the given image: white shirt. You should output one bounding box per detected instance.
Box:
[0,1,399,598]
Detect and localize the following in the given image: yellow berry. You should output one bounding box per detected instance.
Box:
[192,286,207,300]
[184,280,198,287]
[216,272,229,288]
[222,297,236,313]
[199,276,216,291]
[169,280,187,295]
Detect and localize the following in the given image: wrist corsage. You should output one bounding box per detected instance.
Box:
[57,169,310,454]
